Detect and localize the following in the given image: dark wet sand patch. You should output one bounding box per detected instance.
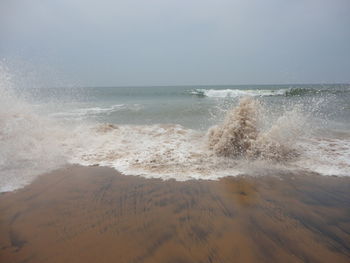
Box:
[0,166,350,263]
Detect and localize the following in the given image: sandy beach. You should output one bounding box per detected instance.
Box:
[2,0,350,262]
[0,166,349,263]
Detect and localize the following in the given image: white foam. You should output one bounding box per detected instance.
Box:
[68,124,240,181]
[66,99,350,180]
[1,62,350,192]
[51,104,143,120]
[191,88,286,98]
[295,138,350,176]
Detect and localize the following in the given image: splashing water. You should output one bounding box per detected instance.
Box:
[208,97,305,161]
[0,65,69,192]
[1,64,350,192]
[208,97,261,158]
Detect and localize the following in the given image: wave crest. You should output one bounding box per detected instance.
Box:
[190,85,350,98]
[51,104,143,120]
[191,88,286,98]
[1,62,349,192]
[208,97,302,161]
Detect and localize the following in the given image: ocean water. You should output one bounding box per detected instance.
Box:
[1,65,350,192]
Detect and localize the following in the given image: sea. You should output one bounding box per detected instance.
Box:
[1,65,350,192]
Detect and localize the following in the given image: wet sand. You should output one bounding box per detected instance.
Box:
[0,166,350,263]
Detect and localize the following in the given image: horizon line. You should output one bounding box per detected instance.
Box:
[55,82,350,89]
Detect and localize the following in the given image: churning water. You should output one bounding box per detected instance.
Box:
[1,64,350,192]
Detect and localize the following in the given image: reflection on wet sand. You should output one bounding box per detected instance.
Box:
[0,166,349,263]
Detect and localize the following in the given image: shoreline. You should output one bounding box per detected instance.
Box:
[1,165,350,263]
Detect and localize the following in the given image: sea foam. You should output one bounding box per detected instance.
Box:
[1,65,350,192]
[191,88,286,98]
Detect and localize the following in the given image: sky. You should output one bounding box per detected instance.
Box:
[1,0,350,86]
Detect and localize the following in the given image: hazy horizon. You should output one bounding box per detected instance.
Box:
[1,0,350,86]
[29,82,350,89]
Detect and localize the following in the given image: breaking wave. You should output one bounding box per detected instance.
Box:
[190,88,286,98]
[284,86,350,96]
[208,97,302,161]
[1,64,350,192]
[67,98,350,181]
[190,85,350,98]
[51,104,143,120]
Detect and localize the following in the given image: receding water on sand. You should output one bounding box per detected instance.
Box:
[1,166,349,263]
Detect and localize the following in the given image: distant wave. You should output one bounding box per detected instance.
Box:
[2,85,350,192]
[190,86,350,98]
[51,104,143,120]
[1,60,350,193]
[190,88,287,98]
[284,87,350,96]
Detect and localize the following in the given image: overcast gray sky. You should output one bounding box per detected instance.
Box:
[1,0,350,86]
